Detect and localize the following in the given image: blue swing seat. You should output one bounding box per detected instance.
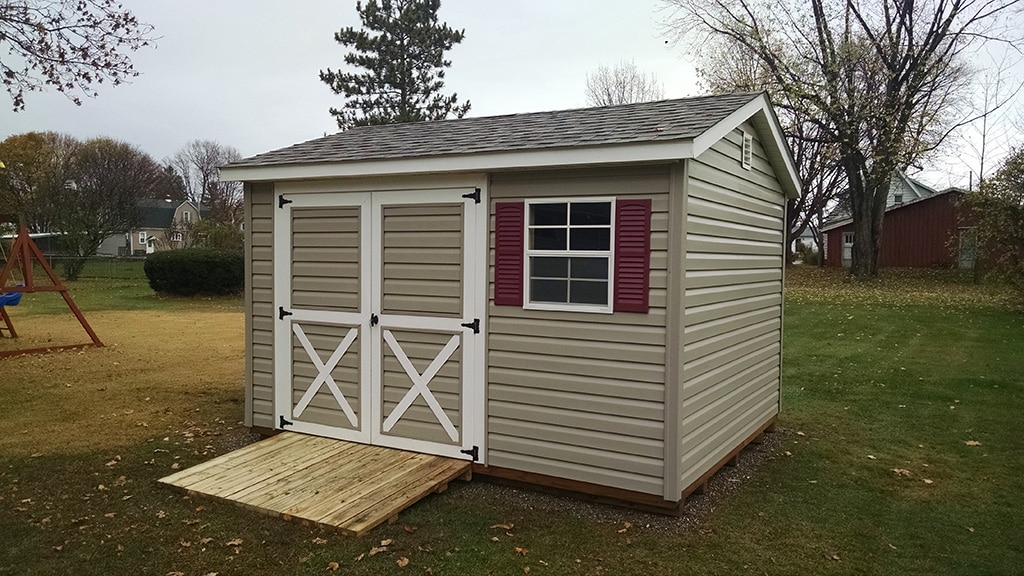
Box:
[0,286,24,307]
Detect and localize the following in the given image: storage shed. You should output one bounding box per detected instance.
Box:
[220,92,800,511]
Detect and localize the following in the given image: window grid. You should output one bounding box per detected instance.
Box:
[524,199,614,313]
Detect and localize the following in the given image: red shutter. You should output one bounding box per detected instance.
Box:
[494,201,525,306]
[614,198,652,313]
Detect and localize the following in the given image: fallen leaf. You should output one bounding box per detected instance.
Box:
[226,538,243,547]
[827,553,841,561]
[922,479,934,484]
[199,537,214,545]
[491,536,500,542]
[616,522,632,534]
[355,553,365,561]
[965,440,982,446]
[380,538,393,547]
[171,463,180,470]
[104,512,116,518]
[166,572,184,576]
[967,527,975,533]
[368,546,387,556]
[397,556,409,567]
[53,545,63,552]
[179,540,191,548]
[784,451,793,457]
[523,568,530,574]
[515,547,528,556]
[156,510,168,519]
[195,505,205,512]
[891,468,912,477]
[888,543,897,550]
[491,523,514,530]
[866,455,877,460]
[312,537,328,545]
[204,573,218,576]
[97,484,108,491]
[796,431,806,436]
[326,561,339,571]
[404,525,418,534]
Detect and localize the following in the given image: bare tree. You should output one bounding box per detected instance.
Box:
[662,0,1022,279]
[585,60,664,107]
[0,0,155,111]
[170,140,243,224]
[55,138,171,279]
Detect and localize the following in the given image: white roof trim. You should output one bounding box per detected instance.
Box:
[220,140,694,183]
[694,93,801,199]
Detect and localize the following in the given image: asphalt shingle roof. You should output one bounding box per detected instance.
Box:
[229,92,763,168]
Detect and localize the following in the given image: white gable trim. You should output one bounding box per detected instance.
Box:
[693,93,801,199]
[220,141,694,183]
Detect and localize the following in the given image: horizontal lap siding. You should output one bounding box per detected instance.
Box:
[679,126,784,490]
[248,184,275,429]
[488,167,670,496]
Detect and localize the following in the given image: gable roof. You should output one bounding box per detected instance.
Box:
[220,92,800,198]
[135,199,200,229]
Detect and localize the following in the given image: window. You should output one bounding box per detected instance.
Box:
[138,231,147,244]
[171,231,183,242]
[525,200,613,311]
[741,131,753,170]
[893,194,904,205]
[183,210,192,223]
[494,198,651,314]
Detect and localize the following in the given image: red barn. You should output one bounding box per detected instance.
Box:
[822,188,976,269]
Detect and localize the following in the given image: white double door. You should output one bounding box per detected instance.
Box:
[274,187,485,461]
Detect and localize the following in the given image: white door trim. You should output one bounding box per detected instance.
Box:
[368,188,487,461]
[273,184,487,462]
[273,192,372,444]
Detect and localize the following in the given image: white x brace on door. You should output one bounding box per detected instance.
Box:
[273,186,486,462]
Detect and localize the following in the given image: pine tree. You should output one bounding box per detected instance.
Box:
[319,0,471,130]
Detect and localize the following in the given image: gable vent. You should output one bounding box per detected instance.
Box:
[741,131,753,170]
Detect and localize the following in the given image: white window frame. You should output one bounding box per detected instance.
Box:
[183,210,192,223]
[171,231,183,242]
[138,231,147,244]
[523,197,615,314]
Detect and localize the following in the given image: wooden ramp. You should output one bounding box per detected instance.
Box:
[158,432,471,536]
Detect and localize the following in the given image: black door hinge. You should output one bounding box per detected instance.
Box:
[461,188,481,204]
[370,313,379,327]
[460,445,479,462]
[278,306,292,320]
[278,195,292,208]
[460,318,480,334]
[279,415,293,428]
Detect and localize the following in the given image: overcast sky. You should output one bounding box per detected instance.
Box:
[0,1,699,163]
[1,1,1020,190]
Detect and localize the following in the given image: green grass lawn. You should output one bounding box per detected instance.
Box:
[1,264,1022,575]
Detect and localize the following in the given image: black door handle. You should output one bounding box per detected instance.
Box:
[370,313,379,327]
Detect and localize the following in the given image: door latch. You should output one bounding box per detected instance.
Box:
[279,415,293,428]
[460,318,480,334]
[370,313,379,327]
[460,445,479,461]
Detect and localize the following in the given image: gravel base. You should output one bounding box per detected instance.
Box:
[450,427,787,534]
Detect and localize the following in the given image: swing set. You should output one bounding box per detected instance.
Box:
[0,217,103,358]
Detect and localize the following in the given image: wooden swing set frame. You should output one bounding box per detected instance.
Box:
[0,219,103,358]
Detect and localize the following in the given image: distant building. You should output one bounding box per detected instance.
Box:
[822,176,973,268]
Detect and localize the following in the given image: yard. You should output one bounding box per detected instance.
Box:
[1,262,1021,575]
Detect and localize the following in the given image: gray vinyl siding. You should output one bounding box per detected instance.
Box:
[488,166,670,496]
[291,322,361,429]
[678,123,784,490]
[382,204,463,318]
[382,329,463,445]
[291,207,360,312]
[248,183,275,429]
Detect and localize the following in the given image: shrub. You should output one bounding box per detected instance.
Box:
[144,248,243,296]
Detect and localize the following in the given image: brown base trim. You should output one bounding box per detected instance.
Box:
[678,416,777,502]
[250,426,280,438]
[474,416,777,516]
[473,464,684,516]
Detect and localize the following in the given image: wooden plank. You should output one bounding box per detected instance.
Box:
[158,432,305,485]
[160,433,470,536]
